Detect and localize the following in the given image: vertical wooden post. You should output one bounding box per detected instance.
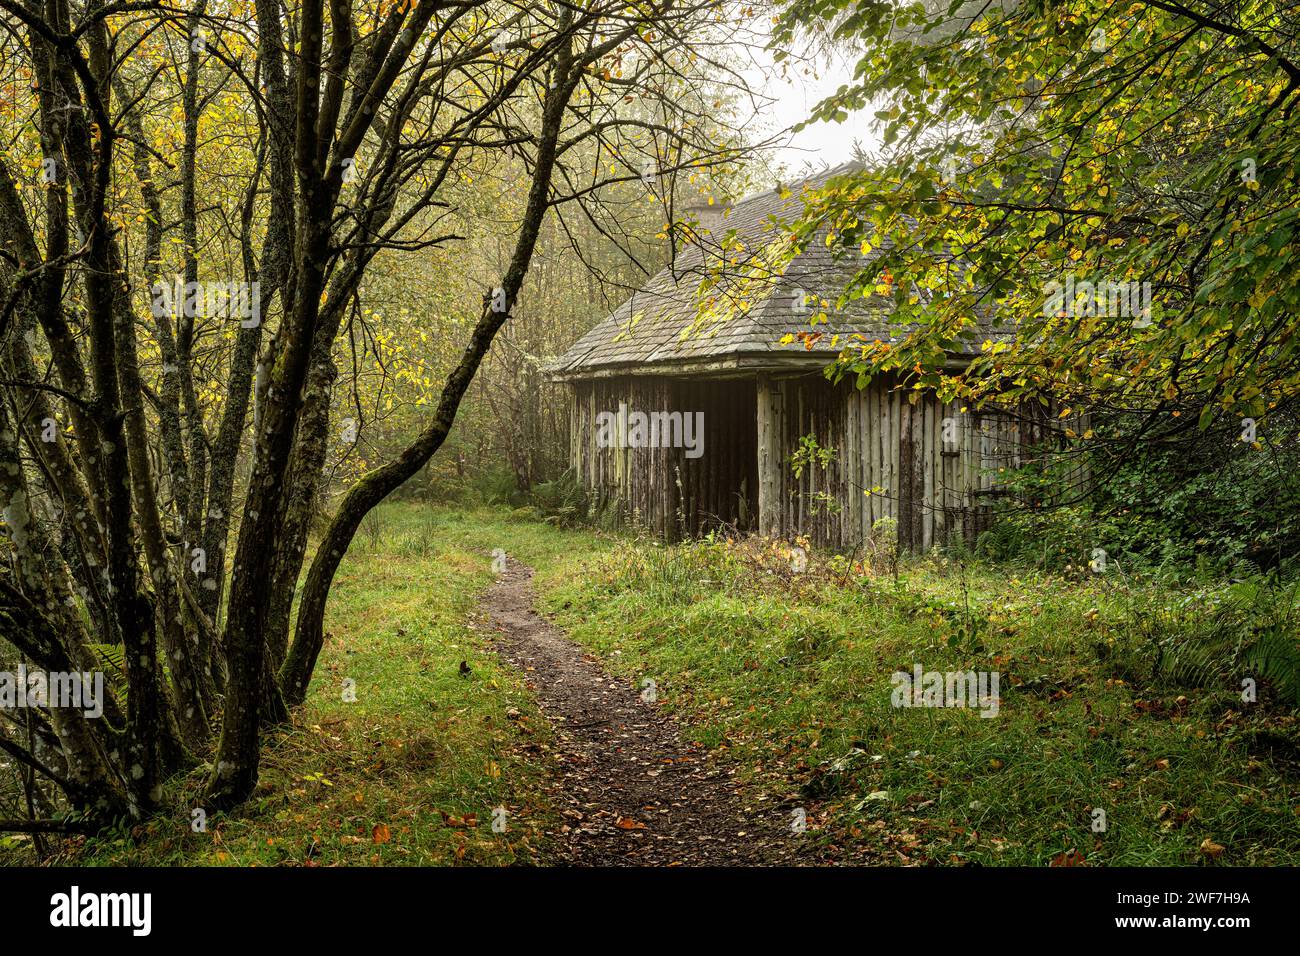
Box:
[756,373,780,537]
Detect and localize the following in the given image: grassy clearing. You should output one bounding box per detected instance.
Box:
[20,503,1296,867]
[45,504,604,867]
[535,529,1300,866]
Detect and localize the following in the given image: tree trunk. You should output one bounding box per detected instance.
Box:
[264,348,336,670]
[282,42,576,703]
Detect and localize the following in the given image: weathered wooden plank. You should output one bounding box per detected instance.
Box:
[933,398,946,548]
[911,398,926,551]
[967,411,981,543]
[922,398,934,551]
[876,385,887,523]
[794,379,803,537]
[944,400,958,546]
[948,401,960,542]
[862,384,874,531]
[878,385,889,522]
[666,378,676,539]
[861,385,872,537]
[935,399,948,546]
[885,385,897,522]
[883,385,892,520]
[844,383,859,548]
[903,398,913,548]
[756,373,777,536]
[898,399,912,547]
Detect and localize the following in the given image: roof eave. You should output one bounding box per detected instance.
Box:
[545,349,981,383]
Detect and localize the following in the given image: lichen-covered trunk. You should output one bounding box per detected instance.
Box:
[205,84,337,811]
[264,349,336,671]
[196,0,293,648]
[0,404,128,816]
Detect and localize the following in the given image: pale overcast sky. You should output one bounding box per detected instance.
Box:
[740,37,878,175]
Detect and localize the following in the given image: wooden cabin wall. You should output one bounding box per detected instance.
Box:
[756,373,1072,552]
[568,376,757,540]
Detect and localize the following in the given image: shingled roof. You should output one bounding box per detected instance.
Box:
[548,162,998,382]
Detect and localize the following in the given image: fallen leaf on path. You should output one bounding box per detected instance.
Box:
[1200,838,1225,860]
[1050,848,1087,866]
[438,810,479,828]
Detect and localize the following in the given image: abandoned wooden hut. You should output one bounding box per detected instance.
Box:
[547,165,1060,551]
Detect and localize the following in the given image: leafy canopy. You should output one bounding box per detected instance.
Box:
[775,0,1300,434]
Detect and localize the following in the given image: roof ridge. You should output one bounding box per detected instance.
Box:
[544,159,989,380]
[720,159,866,212]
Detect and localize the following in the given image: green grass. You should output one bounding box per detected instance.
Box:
[25,503,1298,867]
[533,531,1300,866]
[53,504,605,867]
